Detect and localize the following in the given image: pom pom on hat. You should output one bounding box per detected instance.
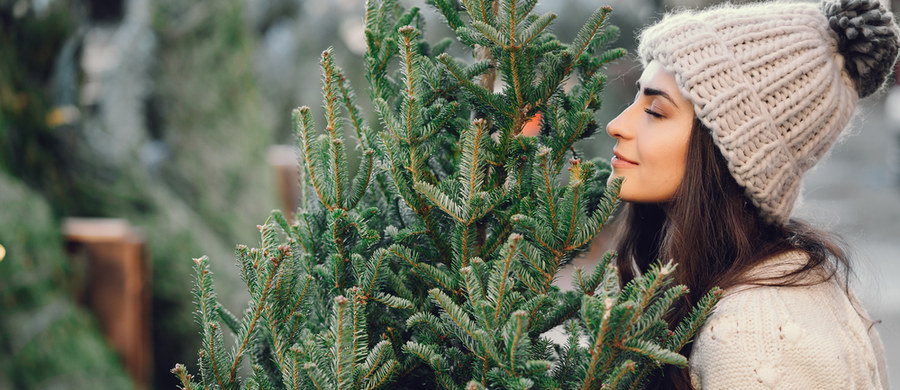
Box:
[823,0,900,97]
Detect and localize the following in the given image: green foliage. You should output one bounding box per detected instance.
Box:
[152,0,276,245]
[149,1,279,386]
[0,173,134,389]
[176,0,719,389]
[3,1,277,387]
[0,0,96,212]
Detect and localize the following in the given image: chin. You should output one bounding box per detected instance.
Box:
[616,186,672,204]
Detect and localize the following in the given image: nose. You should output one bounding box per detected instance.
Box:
[606,106,631,140]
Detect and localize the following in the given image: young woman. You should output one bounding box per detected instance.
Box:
[606,0,899,388]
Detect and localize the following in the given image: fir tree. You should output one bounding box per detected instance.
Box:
[174,0,721,388]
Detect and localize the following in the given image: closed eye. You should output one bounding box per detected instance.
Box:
[644,108,663,118]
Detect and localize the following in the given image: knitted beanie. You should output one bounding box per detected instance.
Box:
[637,0,900,224]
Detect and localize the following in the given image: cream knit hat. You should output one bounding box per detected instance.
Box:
[637,0,900,224]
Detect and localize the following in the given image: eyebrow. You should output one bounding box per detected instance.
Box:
[636,81,679,109]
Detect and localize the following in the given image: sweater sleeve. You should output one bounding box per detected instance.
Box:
[688,283,885,389]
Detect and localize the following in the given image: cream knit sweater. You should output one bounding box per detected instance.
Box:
[689,251,889,389]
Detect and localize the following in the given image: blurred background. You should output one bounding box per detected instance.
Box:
[1,0,898,388]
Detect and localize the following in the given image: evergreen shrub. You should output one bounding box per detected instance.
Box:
[0,173,134,389]
[175,0,720,388]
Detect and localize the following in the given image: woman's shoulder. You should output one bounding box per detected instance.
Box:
[687,251,886,389]
[736,249,826,285]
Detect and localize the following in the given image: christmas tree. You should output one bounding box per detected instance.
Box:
[173,0,720,388]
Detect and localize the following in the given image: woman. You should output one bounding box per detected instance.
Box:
[606,0,898,388]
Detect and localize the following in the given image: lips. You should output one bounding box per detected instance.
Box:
[612,150,638,166]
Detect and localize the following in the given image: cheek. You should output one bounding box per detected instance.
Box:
[658,160,687,191]
[644,132,688,170]
[640,125,692,199]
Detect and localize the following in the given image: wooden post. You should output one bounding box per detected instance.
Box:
[268,145,301,221]
[63,218,151,389]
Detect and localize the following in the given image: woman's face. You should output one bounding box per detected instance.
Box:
[606,61,695,203]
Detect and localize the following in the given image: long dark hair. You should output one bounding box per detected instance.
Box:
[615,119,851,389]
